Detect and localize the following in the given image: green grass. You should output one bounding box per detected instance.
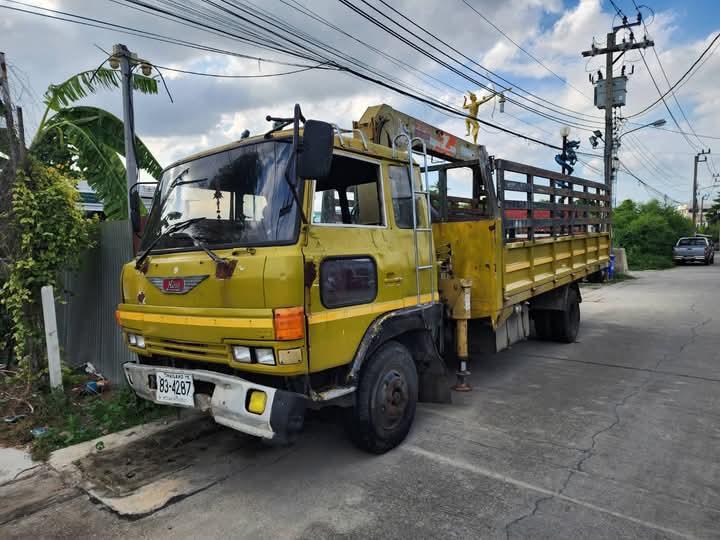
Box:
[29,387,172,460]
[609,273,637,283]
[1,375,172,461]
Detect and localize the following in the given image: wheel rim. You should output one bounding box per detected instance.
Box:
[374,369,409,431]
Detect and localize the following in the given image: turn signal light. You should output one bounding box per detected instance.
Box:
[273,307,304,341]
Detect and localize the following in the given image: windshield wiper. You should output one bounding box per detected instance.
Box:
[135,217,207,270]
[185,232,226,264]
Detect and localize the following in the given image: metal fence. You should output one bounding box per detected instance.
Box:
[56,220,133,385]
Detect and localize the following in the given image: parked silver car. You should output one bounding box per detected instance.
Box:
[673,237,714,265]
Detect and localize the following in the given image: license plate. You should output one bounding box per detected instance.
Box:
[156,371,194,406]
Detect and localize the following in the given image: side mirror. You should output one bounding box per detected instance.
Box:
[298,120,333,180]
[129,182,158,235]
[130,190,142,234]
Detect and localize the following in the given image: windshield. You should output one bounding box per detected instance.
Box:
[677,238,706,246]
[141,140,299,251]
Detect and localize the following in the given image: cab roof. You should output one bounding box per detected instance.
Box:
[161,128,409,175]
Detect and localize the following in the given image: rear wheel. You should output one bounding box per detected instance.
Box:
[345,341,418,454]
[532,311,555,340]
[550,297,581,343]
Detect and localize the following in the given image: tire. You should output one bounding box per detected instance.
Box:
[345,341,418,454]
[704,257,710,265]
[550,298,581,343]
[532,310,554,340]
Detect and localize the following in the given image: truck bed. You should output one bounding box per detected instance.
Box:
[433,159,611,324]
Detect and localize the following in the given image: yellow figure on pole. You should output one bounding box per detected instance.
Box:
[462,91,494,144]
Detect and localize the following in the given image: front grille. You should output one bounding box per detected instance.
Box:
[145,337,229,364]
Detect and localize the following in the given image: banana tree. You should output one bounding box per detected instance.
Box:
[30,68,162,219]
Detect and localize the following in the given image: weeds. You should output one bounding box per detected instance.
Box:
[1,370,172,460]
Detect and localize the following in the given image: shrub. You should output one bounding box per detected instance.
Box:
[614,199,693,270]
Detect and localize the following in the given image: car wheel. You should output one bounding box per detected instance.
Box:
[345,341,418,454]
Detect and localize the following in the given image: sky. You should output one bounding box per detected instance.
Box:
[1,0,719,206]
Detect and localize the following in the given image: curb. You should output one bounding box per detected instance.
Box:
[49,411,202,482]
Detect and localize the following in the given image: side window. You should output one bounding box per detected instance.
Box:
[320,257,377,308]
[389,165,428,229]
[312,155,384,226]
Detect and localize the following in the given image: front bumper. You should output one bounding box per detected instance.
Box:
[123,363,307,441]
[673,255,706,261]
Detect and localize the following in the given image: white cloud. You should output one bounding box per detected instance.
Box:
[2,0,717,204]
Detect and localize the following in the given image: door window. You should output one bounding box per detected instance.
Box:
[389,165,429,228]
[312,155,384,226]
[320,257,378,308]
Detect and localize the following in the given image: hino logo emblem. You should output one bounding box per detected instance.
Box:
[147,275,208,294]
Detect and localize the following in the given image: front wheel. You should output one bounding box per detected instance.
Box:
[345,341,418,454]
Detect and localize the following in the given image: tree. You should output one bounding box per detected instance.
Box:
[30,68,162,219]
[1,160,93,371]
[705,193,720,226]
[614,199,694,269]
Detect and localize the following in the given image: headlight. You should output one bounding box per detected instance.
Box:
[255,348,275,365]
[232,346,252,363]
[127,333,145,348]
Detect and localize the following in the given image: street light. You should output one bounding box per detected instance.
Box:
[589,119,666,148]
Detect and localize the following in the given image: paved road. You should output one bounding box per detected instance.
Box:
[4,265,720,538]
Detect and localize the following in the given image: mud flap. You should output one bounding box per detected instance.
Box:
[418,360,452,404]
[410,332,452,404]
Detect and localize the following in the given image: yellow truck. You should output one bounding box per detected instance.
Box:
[117,104,610,453]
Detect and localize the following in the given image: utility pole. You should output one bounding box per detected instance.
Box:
[0,52,18,174]
[582,16,654,199]
[112,44,139,224]
[692,149,710,229]
[16,106,26,164]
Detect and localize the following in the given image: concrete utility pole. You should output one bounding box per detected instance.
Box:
[581,20,654,197]
[112,44,139,223]
[692,149,710,229]
[16,105,26,164]
[0,52,18,173]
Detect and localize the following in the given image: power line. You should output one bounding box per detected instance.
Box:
[339,0,604,129]
[1,0,573,152]
[129,0,598,146]
[458,0,593,102]
[625,31,720,119]
[619,160,682,204]
[152,62,333,78]
[0,0,320,68]
[637,50,700,151]
[608,0,626,18]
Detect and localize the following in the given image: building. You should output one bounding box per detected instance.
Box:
[77,180,157,217]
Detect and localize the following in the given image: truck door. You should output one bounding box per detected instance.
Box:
[303,151,405,374]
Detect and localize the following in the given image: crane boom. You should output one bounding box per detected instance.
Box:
[353,104,488,163]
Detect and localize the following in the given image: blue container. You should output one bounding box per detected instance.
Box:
[608,254,616,280]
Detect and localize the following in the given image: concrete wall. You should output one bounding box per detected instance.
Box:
[613,247,629,274]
